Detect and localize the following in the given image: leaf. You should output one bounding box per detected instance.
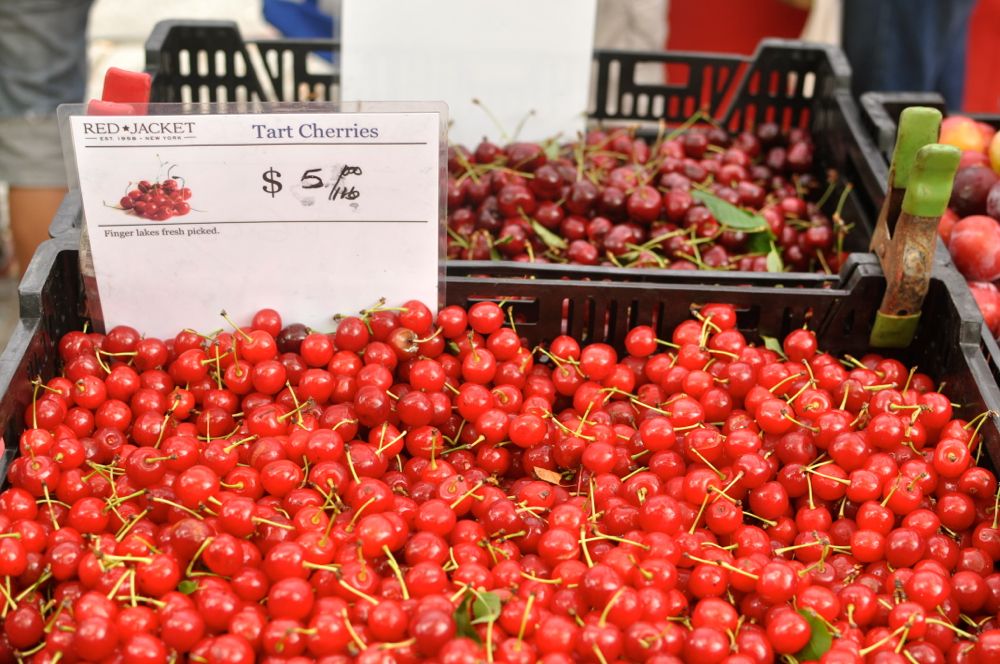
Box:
[177,580,198,595]
[690,189,769,233]
[745,231,771,254]
[766,247,784,273]
[534,466,563,484]
[760,335,785,358]
[454,596,482,643]
[542,140,562,161]
[470,591,502,625]
[531,219,567,251]
[795,608,834,661]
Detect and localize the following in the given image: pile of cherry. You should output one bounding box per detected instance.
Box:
[447,123,849,273]
[117,178,192,222]
[2,300,1000,664]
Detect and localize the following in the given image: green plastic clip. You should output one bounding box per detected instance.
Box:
[891,107,942,190]
[870,312,921,349]
[901,144,962,218]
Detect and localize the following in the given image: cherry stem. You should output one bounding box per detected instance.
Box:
[579,526,594,567]
[521,571,562,585]
[689,493,711,534]
[106,568,134,601]
[894,626,911,654]
[685,553,760,580]
[16,641,48,658]
[341,608,368,650]
[374,430,406,457]
[382,546,410,600]
[926,618,977,640]
[0,580,15,614]
[591,644,610,664]
[219,310,252,341]
[742,509,778,527]
[767,371,806,395]
[586,531,650,550]
[379,638,417,651]
[151,496,203,520]
[689,447,724,480]
[41,485,59,530]
[515,592,536,647]
[277,398,314,423]
[345,495,378,533]
[105,489,147,511]
[185,537,213,577]
[992,484,1000,529]
[449,482,486,510]
[775,540,836,555]
[302,560,341,572]
[859,624,907,656]
[339,579,379,606]
[115,510,150,542]
[344,445,361,484]
[485,618,497,663]
[881,481,899,508]
[803,468,850,486]
[252,516,293,531]
[548,413,596,441]
[782,411,819,433]
[907,473,927,492]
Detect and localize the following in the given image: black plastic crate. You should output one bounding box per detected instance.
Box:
[2,225,999,472]
[859,91,1000,393]
[141,21,887,272]
[860,91,1000,164]
[0,233,86,480]
[144,19,340,104]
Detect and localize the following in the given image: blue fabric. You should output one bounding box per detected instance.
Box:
[263,0,338,62]
[841,0,977,111]
[0,0,94,117]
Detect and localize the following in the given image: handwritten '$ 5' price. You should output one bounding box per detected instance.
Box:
[261,165,363,203]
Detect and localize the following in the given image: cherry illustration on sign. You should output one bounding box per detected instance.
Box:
[109,159,194,222]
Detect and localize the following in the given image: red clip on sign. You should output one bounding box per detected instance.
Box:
[86,67,151,115]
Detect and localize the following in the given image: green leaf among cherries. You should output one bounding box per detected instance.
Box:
[795,608,834,661]
[531,219,568,251]
[453,590,503,641]
[470,590,502,625]
[691,189,770,233]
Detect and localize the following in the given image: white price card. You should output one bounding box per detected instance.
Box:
[69,106,445,339]
[341,0,596,149]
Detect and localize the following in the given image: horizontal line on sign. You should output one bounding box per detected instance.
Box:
[83,142,428,148]
[97,220,428,228]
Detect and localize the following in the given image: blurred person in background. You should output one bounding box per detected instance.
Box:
[839,0,977,111]
[0,0,93,274]
[264,0,339,63]
[594,0,669,83]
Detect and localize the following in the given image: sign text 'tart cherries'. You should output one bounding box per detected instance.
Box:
[70,107,445,338]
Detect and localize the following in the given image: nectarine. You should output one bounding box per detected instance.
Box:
[941,116,989,153]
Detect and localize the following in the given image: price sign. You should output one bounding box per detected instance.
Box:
[69,106,445,338]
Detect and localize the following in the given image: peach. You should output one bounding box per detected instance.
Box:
[960,150,991,169]
[978,121,997,146]
[949,215,1000,281]
[939,207,959,244]
[969,281,1000,336]
[989,130,1000,175]
[940,116,989,154]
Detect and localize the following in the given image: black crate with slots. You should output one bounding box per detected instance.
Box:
[141,20,887,277]
[2,213,1000,479]
[860,91,1000,164]
[860,90,1000,442]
